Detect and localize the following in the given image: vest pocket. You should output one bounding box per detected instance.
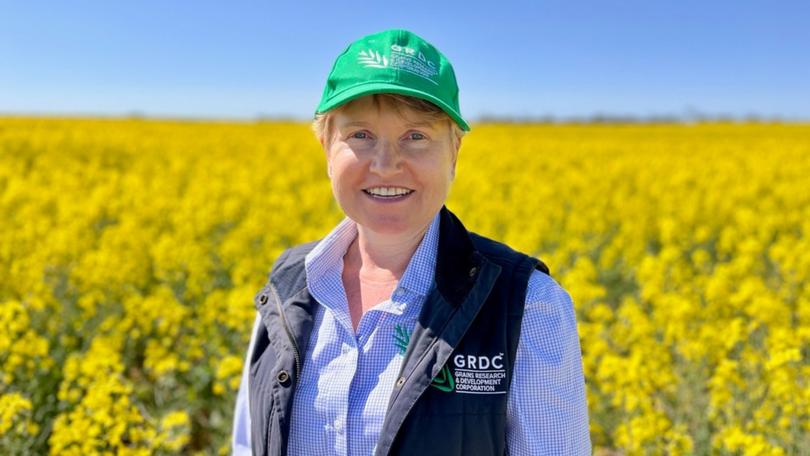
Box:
[248,366,275,456]
[266,402,280,456]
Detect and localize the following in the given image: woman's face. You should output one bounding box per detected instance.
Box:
[322,95,459,237]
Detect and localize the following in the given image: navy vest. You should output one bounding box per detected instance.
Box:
[248,205,549,455]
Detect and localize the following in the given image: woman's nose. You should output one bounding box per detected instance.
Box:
[369,141,402,176]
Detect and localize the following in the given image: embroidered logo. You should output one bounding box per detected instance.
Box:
[393,324,455,392]
[430,365,455,392]
[451,353,507,395]
[357,49,388,68]
[357,44,439,85]
[392,324,410,354]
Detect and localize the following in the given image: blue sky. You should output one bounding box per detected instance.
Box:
[1,0,808,120]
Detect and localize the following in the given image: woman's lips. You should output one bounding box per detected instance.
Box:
[362,189,415,203]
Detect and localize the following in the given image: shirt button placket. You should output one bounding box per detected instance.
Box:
[334,414,348,455]
[334,328,354,456]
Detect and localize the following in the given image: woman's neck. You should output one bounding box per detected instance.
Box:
[344,224,429,282]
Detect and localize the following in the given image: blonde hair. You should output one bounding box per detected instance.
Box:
[312,93,466,149]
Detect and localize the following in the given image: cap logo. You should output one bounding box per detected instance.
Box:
[356,44,439,85]
[357,49,389,68]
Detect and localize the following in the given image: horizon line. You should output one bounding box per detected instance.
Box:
[2,110,809,124]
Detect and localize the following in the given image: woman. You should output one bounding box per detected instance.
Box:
[232,28,591,455]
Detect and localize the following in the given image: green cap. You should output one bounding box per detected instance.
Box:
[315,28,470,131]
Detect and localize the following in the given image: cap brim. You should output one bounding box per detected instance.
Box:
[316,82,471,132]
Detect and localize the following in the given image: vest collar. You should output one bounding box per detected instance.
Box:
[433,204,486,307]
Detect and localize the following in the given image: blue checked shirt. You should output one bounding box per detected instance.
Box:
[232,211,591,455]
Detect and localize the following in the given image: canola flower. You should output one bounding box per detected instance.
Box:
[0,117,808,455]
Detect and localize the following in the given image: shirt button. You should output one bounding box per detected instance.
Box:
[393,288,404,298]
[334,418,345,433]
[469,266,478,277]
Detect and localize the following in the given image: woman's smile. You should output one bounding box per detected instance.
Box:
[362,186,416,203]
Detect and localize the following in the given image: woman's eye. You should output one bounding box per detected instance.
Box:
[409,132,426,140]
[350,131,369,139]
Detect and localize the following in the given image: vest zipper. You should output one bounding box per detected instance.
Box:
[268,282,302,384]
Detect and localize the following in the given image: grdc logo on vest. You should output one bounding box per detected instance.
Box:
[449,353,507,394]
[393,325,507,394]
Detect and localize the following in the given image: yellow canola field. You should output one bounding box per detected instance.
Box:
[0,118,808,455]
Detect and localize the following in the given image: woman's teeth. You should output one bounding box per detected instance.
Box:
[363,187,414,197]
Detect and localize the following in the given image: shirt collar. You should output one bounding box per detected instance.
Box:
[304,210,440,299]
[397,212,440,296]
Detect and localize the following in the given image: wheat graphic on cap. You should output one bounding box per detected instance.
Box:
[358,49,388,68]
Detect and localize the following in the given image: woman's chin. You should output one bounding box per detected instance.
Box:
[342,208,412,234]
[362,215,411,234]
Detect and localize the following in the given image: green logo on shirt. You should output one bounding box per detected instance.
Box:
[393,324,455,392]
[393,324,411,355]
